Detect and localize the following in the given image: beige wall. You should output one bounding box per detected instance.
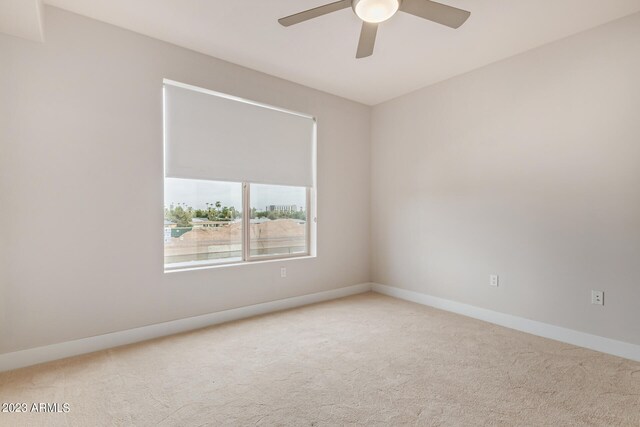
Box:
[2,6,639,356]
[0,7,371,354]
[371,12,640,345]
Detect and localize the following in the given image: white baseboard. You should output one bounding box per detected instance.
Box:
[372,283,640,362]
[5,282,636,372]
[0,283,373,372]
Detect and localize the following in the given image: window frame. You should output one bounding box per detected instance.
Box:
[162,80,317,272]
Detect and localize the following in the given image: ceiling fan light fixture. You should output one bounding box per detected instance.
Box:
[278,0,471,59]
[353,0,400,24]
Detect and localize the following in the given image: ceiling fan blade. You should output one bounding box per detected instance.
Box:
[278,0,351,27]
[356,22,378,59]
[400,0,470,29]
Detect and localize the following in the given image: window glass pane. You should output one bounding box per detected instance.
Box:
[164,178,242,267]
[250,184,308,258]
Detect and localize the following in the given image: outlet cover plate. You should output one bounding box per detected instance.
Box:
[591,290,604,305]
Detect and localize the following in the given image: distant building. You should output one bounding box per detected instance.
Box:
[267,204,297,213]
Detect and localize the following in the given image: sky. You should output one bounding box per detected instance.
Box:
[164,178,306,211]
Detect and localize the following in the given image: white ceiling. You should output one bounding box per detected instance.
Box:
[44,0,640,105]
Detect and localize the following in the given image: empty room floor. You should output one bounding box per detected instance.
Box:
[1,293,638,426]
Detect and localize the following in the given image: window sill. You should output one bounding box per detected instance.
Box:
[164,254,316,274]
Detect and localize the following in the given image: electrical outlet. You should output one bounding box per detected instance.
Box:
[591,290,604,305]
[489,274,499,287]
[280,267,287,278]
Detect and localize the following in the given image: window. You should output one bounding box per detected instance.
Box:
[249,184,309,258]
[164,178,243,268]
[163,80,315,270]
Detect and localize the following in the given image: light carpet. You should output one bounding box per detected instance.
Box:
[1,292,639,426]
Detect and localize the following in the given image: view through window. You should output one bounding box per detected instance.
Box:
[164,178,243,267]
[250,184,308,258]
[164,179,309,268]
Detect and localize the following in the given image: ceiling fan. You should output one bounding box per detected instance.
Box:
[278,0,470,59]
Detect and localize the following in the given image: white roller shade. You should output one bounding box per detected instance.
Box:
[164,81,315,187]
